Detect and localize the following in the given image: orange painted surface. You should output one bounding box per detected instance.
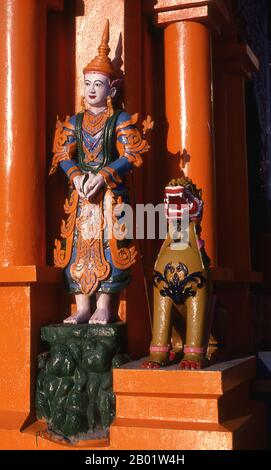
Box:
[110,357,266,450]
[218,77,251,269]
[110,402,266,450]
[0,281,63,430]
[214,43,259,271]
[0,286,31,417]
[164,21,216,265]
[0,423,110,450]
[215,43,259,79]
[215,284,254,356]
[0,0,267,450]
[0,342,266,450]
[46,0,64,11]
[0,265,62,283]
[0,357,266,450]
[24,421,109,449]
[115,382,250,424]
[0,403,266,450]
[154,0,229,15]
[158,5,211,25]
[116,394,222,423]
[154,0,231,36]
[46,1,76,267]
[0,0,46,265]
[114,357,256,395]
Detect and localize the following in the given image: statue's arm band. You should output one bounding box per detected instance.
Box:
[99,167,122,189]
[60,160,83,183]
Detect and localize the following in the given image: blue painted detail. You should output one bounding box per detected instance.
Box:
[153,262,205,305]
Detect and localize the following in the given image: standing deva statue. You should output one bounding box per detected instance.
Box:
[49,20,151,325]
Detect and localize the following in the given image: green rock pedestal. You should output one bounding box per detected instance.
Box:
[35,322,128,441]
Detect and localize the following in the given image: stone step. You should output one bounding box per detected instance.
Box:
[111,357,267,449]
[110,402,267,450]
[113,357,256,395]
[115,383,250,424]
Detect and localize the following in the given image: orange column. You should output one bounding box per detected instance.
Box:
[154,0,230,266]
[0,0,46,266]
[164,21,216,263]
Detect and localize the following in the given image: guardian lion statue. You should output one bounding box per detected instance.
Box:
[142,176,213,370]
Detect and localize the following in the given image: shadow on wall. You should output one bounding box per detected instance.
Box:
[46,0,80,266]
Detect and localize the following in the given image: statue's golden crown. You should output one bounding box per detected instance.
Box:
[83,19,116,78]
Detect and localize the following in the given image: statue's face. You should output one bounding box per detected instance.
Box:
[164,185,203,221]
[84,72,111,108]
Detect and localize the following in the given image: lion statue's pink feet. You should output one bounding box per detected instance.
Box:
[180,358,203,370]
[141,360,162,369]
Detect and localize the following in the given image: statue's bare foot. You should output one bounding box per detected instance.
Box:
[89,308,112,325]
[141,360,163,369]
[180,357,204,370]
[63,311,91,324]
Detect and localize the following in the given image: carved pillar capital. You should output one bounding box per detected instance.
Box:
[153,0,230,34]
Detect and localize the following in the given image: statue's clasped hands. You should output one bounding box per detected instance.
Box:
[73,173,104,201]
